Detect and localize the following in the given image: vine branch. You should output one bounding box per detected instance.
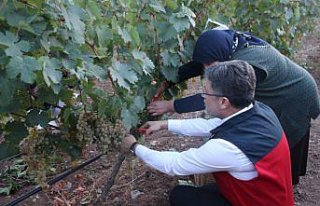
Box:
[95,153,126,204]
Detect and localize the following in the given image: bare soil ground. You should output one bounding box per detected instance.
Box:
[1,28,319,206]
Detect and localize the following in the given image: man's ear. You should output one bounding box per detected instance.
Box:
[220,97,231,109]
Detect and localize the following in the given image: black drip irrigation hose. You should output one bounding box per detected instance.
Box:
[0,153,23,164]
[3,153,105,206]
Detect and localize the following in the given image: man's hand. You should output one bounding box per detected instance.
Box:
[147,100,175,116]
[140,120,168,135]
[121,134,137,153]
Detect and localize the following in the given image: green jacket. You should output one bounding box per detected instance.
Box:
[232,45,320,147]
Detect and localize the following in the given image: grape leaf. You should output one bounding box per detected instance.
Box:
[96,25,113,48]
[26,109,51,128]
[0,121,28,160]
[117,26,132,43]
[121,108,139,130]
[0,31,30,57]
[169,16,190,32]
[109,61,138,89]
[83,60,107,81]
[60,4,86,44]
[161,50,179,67]
[132,96,145,112]
[0,73,16,106]
[6,56,40,84]
[41,57,63,85]
[132,49,154,74]
[149,0,166,13]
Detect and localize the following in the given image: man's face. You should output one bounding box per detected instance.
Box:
[202,80,222,118]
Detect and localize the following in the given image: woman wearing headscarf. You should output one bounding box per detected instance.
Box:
[147,29,320,185]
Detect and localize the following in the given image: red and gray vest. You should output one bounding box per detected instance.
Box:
[210,101,293,206]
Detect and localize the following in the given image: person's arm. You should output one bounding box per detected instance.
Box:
[135,138,256,179]
[140,118,221,137]
[153,61,204,98]
[174,93,205,113]
[176,61,204,83]
[168,118,223,137]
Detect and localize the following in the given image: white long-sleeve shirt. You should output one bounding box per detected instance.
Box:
[135,104,258,180]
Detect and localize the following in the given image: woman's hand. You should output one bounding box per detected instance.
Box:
[147,100,175,116]
[139,121,168,135]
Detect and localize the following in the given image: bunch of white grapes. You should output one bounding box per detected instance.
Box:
[76,111,126,153]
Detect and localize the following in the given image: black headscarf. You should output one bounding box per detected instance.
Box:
[192,29,268,65]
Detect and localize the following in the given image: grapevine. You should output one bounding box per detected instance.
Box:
[0,0,318,200]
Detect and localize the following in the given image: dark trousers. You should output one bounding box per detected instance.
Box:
[169,183,231,206]
[290,129,310,185]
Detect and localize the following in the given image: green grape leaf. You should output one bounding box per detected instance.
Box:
[166,0,178,10]
[156,22,177,42]
[50,83,62,95]
[41,57,63,85]
[0,143,16,161]
[0,185,12,195]
[169,16,190,32]
[161,50,179,67]
[121,108,139,130]
[132,96,145,112]
[175,5,196,27]
[0,31,17,46]
[40,31,64,52]
[6,56,40,84]
[55,138,82,159]
[26,109,51,128]
[162,66,178,82]
[0,100,21,114]
[0,73,16,106]
[132,49,155,74]
[109,61,138,89]
[37,87,59,106]
[86,1,102,20]
[149,0,166,13]
[0,31,30,57]
[117,26,132,43]
[60,4,86,44]
[96,25,113,48]
[0,121,28,160]
[83,61,107,81]
[128,25,141,47]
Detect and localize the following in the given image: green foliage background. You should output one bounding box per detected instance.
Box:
[0,0,319,160]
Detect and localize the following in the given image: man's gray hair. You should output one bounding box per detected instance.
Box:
[205,60,256,108]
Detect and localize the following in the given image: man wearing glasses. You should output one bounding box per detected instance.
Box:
[121,60,293,206]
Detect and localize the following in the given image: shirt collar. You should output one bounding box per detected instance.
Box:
[221,103,253,124]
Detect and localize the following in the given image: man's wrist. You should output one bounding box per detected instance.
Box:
[160,120,168,130]
[130,142,138,155]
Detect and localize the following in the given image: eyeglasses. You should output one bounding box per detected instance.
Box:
[200,92,225,97]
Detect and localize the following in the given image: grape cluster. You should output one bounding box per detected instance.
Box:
[76,111,126,153]
[76,111,97,142]
[19,128,49,188]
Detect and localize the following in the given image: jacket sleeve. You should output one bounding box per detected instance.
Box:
[174,93,205,113]
[176,61,204,83]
